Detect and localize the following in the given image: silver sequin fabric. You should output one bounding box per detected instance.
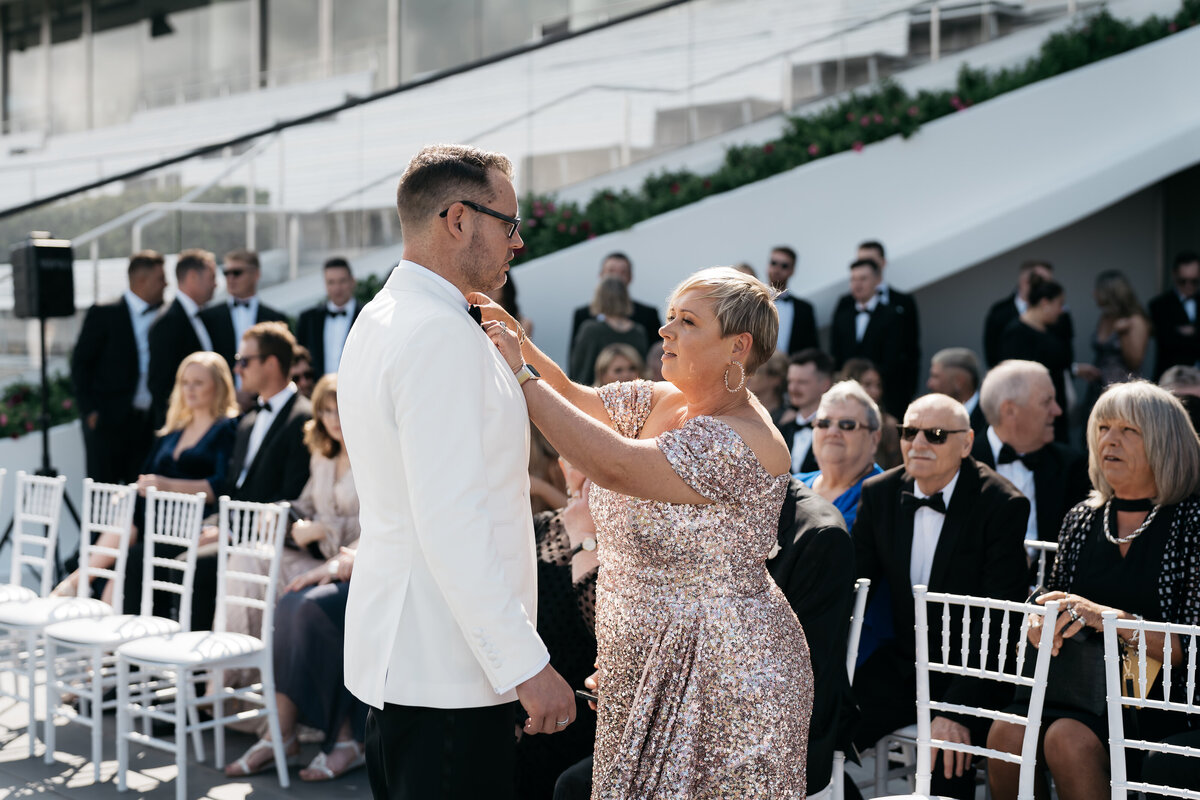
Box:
[589,380,814,799]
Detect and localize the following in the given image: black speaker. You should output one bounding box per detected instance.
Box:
[11,232,75,319]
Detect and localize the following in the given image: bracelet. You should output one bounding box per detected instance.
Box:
[515,320,527,349]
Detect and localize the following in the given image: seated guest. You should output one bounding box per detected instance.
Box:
[838,358,902,468]
[748,350,790,427]
[973,360,1090,544]
[289,345,316,400]
[225,546,367,782]
[927,347,987,437]
[569,278,648,385]
[851,393,1030,800]
[591,343,645,388]
[54,351,238,611]
[798,380,883,527]
[644,341,665,382]
[779,348,835,473]
[987,381,1200,800]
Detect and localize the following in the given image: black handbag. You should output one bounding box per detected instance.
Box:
[1015,633,1107,717]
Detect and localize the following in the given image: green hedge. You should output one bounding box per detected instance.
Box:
[513,1,1199,263]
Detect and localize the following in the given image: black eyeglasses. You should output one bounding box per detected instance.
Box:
[439,199,521,238]
[234,353,266,368]
[769,259,793,269]
[816,418,875,432]
[223,268,246,278]
[897,425,968,444]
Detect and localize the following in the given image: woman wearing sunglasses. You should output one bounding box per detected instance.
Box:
[797,380,883,529]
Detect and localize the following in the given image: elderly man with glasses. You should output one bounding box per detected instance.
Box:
[847,393,1030,800]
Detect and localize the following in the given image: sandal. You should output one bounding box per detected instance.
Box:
[299,739,366,782]
[224,736,299,777]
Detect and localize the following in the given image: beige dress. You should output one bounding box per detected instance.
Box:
[590,381,814,799]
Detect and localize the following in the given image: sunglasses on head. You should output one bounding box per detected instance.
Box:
[897,425,967,444]
[816,418,874,432]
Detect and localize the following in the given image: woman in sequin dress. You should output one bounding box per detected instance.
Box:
[476,266,814,799]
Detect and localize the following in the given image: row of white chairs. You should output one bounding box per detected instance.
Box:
[0,469,293,800]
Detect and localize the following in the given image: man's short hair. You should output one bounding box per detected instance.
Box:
[1019,259,1054,275]
[323,256,353,275]
[931,347,981,392]
[602,251,631,269]
[395,144,513,236]
[128,250,164,278]
[176,249,214,284]
[849,258,880,275]
[243,321,296,375]
[1174,251,1200,271]
[858,240,886,261]
[223,248,260,270]
[771,246,797,265]
[1027,275,1063,305]
[979,360,1051,425]
[292,344,313,364]
[789,348,835,379]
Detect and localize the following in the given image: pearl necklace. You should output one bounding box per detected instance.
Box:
[1103,498,1162,545]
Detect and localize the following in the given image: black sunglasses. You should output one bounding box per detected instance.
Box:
[769,259,793,269]
[439,199,521,238]
[292,369,316,381]
[234,353,266,368]
[897,425,968,444]
[223,268,246,278]
[816,418,875,432]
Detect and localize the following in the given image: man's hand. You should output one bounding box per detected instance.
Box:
[86,411,100,430]
[515,663,575,735]
[930,716,971,779]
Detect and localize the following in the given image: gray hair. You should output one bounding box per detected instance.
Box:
[1085,380,1200,507]
[906,393,970,428]
[931,347,981,392]
[980,360,1052,426]
[819,380,881,431]
[1160,365,1200,393]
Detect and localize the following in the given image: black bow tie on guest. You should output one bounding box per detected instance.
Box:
[901,491,947,514]
[326,308,347,318]
[998,443,1043,471]
[793,420,813,431]
[232,299,251,308]
[142,302,163,315]
[467,304,483,326]
[255,400,273,414]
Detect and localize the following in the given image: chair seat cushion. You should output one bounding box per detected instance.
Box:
[45,614,182,646]
[117,631,264,666]
[0,584,36,603]
[0,596,113,628]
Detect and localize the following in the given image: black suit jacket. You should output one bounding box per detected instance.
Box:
[778,418,819,474]
[775,294,819,355]
[851,458,1030,714]
[1149,290,1200,380]
[969,402,988,440]
[71,298,141,425]
[148,299,206,428]
[831,296,910,418]
[296,301,364,376]
[225,392,313,503]
[767,479,855,795]
[882,286,920,404]
[971,435,1090,543]
[570,299,662,355]
[983,292,1075,368]
[200,300,290,374]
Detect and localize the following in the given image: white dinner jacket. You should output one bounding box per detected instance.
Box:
[339,262,548,710]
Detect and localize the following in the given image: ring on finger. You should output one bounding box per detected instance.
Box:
[555,718,569,727]
[1067,606,1083,625]
[498,321,507,331]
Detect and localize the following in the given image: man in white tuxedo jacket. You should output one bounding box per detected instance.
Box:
[338,144,575,800]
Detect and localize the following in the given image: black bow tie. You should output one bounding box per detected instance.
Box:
[998,443,1044,470]
[326,308,347,318]
[142,302,163,315]
[856,304,873,314]
[902,491,947,514]
[232,300,251,309]
[467,305,483,326]
[793,420,813,431]
[255,400,272,414]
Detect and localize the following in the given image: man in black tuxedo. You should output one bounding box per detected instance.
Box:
[831,259,909,418]
[850,394,1029,800]
[191,321,312,630]
[71,251,167,484]
[200,249,289,380]
[768,478,855,797]
[296,256,361,377]
[982,260,1075,368]
[569,252,662,355]
[926,347,987,438]
[779,348,834,474]
[766,246,818,355]
[857,241,919,404]
[1149,251,1200,380]
[973,360,1090,546]
[147,249,217,428]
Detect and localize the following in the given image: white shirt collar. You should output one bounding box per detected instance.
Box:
[986,426,1008,464]
[229,294,258,309]
[395,259,468,310]
[1015,294,1029,315]
[176,292,203,318]
[963,391,980,416]
[856,294,880,313]
[915,468,960,506]
[124,290,151,315]
[326,297,356,314]
[259,382,297,414]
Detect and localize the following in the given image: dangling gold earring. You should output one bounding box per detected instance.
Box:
[724,360,746,393]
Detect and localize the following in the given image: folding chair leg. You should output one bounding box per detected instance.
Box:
[43,638,57,765]
[183,675,204,762]
[262,669,290,789]
[875,740,888,794]
[91,648,104,783]
[175,667,188,800]
[24,631,38,758]
[212,668,225,770]
[116,658,130,792]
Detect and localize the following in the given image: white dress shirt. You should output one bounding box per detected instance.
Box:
[229,295,259,345]
[988,426,1039,542]
[323,298,356,375]
[855,294,879,342]
[877,282,892,305]
[175,292,213,352]
[1179,290,1197,323]
[790,410,817,474]
[963,391,981,420]
[236,382,297,488]
[774,290,795,353]
[909,469,960,587]
[124,291,157,411]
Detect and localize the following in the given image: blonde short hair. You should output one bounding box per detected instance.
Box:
[593,343,645,387]
[160,352,237,434]
[668,266,778,373]
[1085,380,1200,507]
[303,374,341,458]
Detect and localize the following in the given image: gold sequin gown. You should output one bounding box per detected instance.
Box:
[589,381,814,799]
